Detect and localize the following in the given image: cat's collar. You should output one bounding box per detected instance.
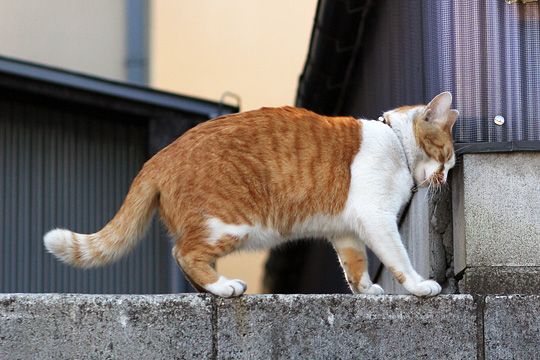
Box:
[377,114,418,194]
[377,115,392,127]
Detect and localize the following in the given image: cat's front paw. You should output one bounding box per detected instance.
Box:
[408,280,441,297]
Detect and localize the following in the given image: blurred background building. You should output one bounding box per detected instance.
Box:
[0,0,317,294]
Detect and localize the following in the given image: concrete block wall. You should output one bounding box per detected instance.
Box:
[0,294,214,359]
[2,293,539,359]
[452,152,540,294]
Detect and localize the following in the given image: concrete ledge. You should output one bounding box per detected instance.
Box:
[1,294,480,360]
[2,294,540,359]
[459,266,540,295]
[484,295,540,359]
[0,294,213,359]
[217,295,477,359]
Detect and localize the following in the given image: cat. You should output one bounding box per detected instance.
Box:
[44,92,458,298]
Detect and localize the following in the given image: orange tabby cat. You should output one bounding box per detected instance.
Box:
[44,92,458,297]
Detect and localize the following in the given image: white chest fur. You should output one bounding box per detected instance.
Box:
[343,120,414,224]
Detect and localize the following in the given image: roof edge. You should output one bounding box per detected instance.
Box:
[0,55,238,118]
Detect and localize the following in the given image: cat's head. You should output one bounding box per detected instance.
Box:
[385,92,459,188]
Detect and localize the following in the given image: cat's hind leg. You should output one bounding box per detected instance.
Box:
[173,230,247,298]
[332,236,384,295]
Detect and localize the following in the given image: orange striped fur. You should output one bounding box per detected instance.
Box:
[45,107,361,290]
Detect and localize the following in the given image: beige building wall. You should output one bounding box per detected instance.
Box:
[0,0,126,80]
[150,0,318,293]
[150,0,317,111]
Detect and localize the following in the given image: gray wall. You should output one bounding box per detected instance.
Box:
[452,152,540,294]
[0,93,170,294]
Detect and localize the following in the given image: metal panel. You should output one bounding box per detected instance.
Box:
[342,0,540,144]
[0,95,170,294]
[343,0,425,116]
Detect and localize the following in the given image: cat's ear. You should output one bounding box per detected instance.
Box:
[447,109,459,131]
[425,92,453,125]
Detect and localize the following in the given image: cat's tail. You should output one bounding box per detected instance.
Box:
[43,172,159,268]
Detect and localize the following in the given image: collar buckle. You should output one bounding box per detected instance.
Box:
[377,115,391,127]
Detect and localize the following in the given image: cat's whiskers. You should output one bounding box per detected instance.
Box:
[423,171,447,201]
[418,177,431,188]
[424,183,432,201]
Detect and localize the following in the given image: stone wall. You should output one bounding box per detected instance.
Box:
[1,293,539,359]
[452,152,540,294]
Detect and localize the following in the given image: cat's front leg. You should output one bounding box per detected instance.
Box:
[332,236,384,295]
[360,216,442,297]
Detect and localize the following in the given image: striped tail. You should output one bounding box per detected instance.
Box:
[43,173,159,268]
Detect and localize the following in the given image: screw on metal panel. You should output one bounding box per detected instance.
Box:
[494,115,505,126]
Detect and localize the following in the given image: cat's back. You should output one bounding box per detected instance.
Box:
[157,106,360,164]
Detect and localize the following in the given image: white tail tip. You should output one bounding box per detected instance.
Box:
[44,228,75,264]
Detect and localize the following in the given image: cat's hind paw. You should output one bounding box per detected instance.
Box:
[359,283,385,295]
[204,276,247,298]
[408,280,441,297]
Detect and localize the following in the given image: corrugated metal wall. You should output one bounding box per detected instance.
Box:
[0,94,170,293]
[344,0,540,144]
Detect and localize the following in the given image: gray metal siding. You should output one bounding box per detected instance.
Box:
[343,0,540,144]
[0,96,170,293]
